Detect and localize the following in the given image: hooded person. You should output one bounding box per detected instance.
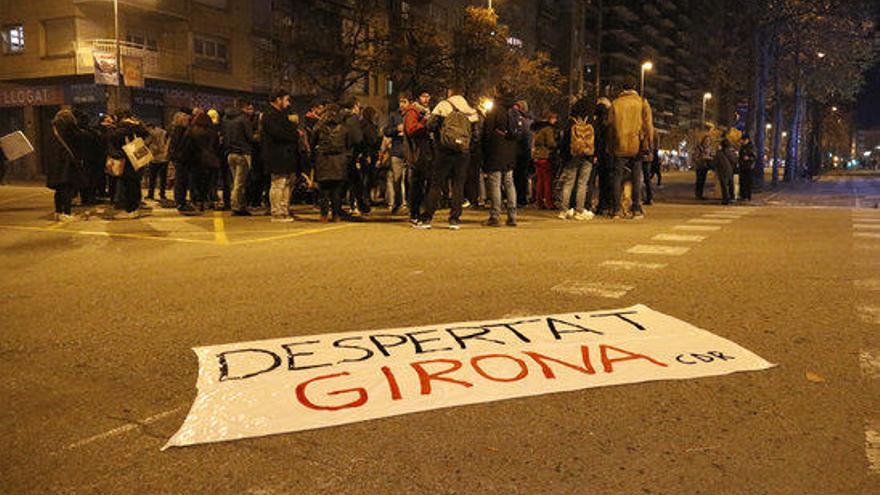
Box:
[413,90,479,230]
[311,104,351,222]
[47,108,86,221]
[482,81,519,227]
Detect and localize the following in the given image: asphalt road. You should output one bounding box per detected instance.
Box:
[1,172,878,494]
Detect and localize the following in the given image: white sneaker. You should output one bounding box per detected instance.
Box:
[58,213,78,223]
[573,210,595,221]
[461,200,471,209]
[558,208,574,220]
[114,210,140,220]
[271,217,295,223]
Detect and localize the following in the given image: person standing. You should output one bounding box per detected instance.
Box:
[557,105,596,221]
[182,112,222,212]
[694,135,714,200]
[47,109,85,221]
[482,81,519,227]
[106,110,149,219]
[642,129,659,205]
[311,104,350,222]
[592,98,614,216]
[145,122,170,202]
[402,90,433,225]
[531,111,558,210]
[222,102,257,216]
[608,77,653,219]
[340,97,368,216]
[262,90,302,222]
[715,139,737,205]
[738,135,756,201]
[415,88,479,230]
[384,96,408,214]
[511,100,533,207]
[168,111,193,213]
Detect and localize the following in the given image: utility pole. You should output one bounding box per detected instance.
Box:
[113,0,121,112]
[595,0,602,97]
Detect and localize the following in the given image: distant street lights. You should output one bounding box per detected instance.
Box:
[640,61,653,96]
[702,92,712,126]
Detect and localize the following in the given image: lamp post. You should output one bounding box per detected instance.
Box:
[640,61,653,96]
[702,92,712,126]
[113,0,121,111]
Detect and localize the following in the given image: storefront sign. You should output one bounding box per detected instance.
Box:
[165,305,775,449]
[0,86,65,107]
[123,55,145,88]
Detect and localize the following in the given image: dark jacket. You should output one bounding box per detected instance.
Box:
[342,110,364,156]
[311,110,350,183]
[75,123,107,188]
[46,116,85,189]
[383,111,405,159]
[261,105,301,175]
[715,144,737,178]
[222,108,255,155]
[482,96,519,172]
[738,142,757,174]
[106,118,149,177]
[531,121,557,161]
[183,124,221,169]
[169,124,188,164]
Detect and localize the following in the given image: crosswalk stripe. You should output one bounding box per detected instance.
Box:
[860,350,880,380]
[857,306,880,324]
[854,224,880,230]
[600,260,667,270]
[855,232,880,239]
[674,225,721,232]
[627,244,690,256]
[867,421,880,475]
[551,281,634,299]
[852,218,880,223]
[652,233,706,243]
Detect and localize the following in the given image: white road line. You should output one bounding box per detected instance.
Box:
[854,232,880,239]
[687,218,733,224]
[860,350,880,380]
[854,224,880,230]
[701,215,741,220]
[600,260,667,270]
[867,421,880,475]
[857,306,880,324]
[674,225,722,232]
[855,279,880,291]
[652,233,706,243]
[852,218,880,223]
[62,407,183,452]
[627,244,690,256]
[551,281,634,299]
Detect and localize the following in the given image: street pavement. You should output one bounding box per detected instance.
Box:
[1,172,879,494]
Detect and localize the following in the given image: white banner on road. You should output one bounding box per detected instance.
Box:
[164,305,775,449]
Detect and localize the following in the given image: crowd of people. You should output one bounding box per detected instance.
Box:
[41,75,729,228]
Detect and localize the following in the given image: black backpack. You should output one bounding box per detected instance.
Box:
[319,123,347,155]
[507,107,527,141]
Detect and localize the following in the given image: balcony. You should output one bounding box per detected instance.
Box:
[608,4,639,24]
[73,0,188,20]
[76,39,191,83]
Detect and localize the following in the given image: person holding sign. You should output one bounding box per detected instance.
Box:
[105,110,149,219]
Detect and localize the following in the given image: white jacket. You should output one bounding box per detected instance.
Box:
[432,95,480,123]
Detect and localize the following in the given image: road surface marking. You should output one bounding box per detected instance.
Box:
[627,244,690,256]
[702,213,743,218]
[852,218,880,223]
[674,225,722,232]
[853,224,880,230]
[62,407,183,452]
[213,211,230,245]
[867,421,880,475]
[0,224,217,244]
[652,233,706,243]
[551,281,634,299]
[687,218,732,224]
[857,306,880,324]
[854,232,880,239]
[230,224,357,245]
[600,260,667,270]
[860,350,880,380]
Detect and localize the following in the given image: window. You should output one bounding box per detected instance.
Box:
[193,35,229,68]
[43,18,75,57]
[126,31,158,51]
[506,36,523,48]
[2,25,25,54]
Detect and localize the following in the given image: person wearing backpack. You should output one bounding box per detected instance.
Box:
[311,104,351,222]
[557,104,596,221]
[531,111,558,210]
[402,90,432,225]
[414,88,479,230]
[608,77,654,219]
[482,81,519,227]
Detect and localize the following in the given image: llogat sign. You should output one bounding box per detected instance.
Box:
[164,305,775,449]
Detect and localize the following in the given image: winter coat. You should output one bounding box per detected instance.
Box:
[75,123,107,188]
[481,96,519,172]
[342,111,364,157]
[531,121,557,161]
[261,105,301,175]
[222,108,255,155]
[310,111,350,183]
[715,145,737,178]
[183,124,221,169]
[168,124,188,164]
[738,142,757,174]
[383,111,406,159]
[608,90,654,158]
[46,116,85,189]
[106,118,149,178]
[146,126,169,162]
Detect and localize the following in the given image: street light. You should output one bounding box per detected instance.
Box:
[817,52,826,59]
[766,123,772,130]
[701,92,712,125]
[640,61,653,96]
[832,106,838,112]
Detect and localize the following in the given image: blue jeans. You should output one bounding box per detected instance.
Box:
[560,157,592,213]
[487,170,516,221]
